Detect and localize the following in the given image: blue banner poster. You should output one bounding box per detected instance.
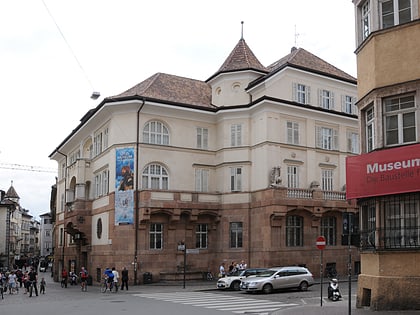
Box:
[115,148,135,225]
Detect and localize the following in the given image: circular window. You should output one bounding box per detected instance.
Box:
[96,218,102,239]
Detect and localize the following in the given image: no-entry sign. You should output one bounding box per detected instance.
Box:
[316,236,326,250]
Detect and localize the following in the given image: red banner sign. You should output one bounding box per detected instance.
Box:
[346,143,420,199]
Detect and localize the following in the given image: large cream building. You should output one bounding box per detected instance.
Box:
[50,37,359,285]
[350,0,420,311]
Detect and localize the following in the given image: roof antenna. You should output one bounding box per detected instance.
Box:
[294,25,300,47]
[241,21,244,39]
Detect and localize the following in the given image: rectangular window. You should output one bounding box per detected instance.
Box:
[366,105,375,152]
[59,227,64,246]
[150,223,163,249]
[360,200,376,249]
[287,121,299,145]
[361,0,371,39]
[381,0,411,29]
[230,222,243,248]
[196,127,208,149]
[287,165,299,188]
[316,126,338,150]
[195,224,208,249]
[94,169,109,198]
[319,89,334,109]
[195,168,209,192]
[322,169,334,191]
[61,162,66,179]
[347,131,360,154]
[321,217,337,246]
[294,83,311,104]
[343,95,357,115]
[230,167,242,191]
[384,95,416,146]
[286,216,303,247]
[230,124,242,146]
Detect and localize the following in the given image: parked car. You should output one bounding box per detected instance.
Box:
[217,268,268,291]
[240,266,314,294]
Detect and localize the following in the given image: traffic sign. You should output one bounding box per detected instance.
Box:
[316,236,326,250]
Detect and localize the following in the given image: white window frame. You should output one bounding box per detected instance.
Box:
[94,169,109,198]
[230,124,242,146]
[196,127,208,149]
[365,105,375,152]
[319,89,334,110]
[230,167,242,192]
[347,131,360,154]
[93,126,109,157]
[361,0,371,40]
[195,168,209,192]
[383,94,416,146]
[150,223,163,250]
[230,222,243,248]
[287,121,299,145]
[143,121,170,145]
[322,169,334,191]
[342,95,357,115]
[195,224,208,249]
[293,83,311,104]
[287,165,299,188]
[142,164,169,190]
[380,0,412,29]
[316,126,338,150]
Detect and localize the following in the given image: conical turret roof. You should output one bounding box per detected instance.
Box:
[6,182,19,199]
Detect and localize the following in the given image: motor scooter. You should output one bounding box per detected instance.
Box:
[327,278,342,301]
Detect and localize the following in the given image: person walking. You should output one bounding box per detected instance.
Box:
[219,262,226,278]
[112,267,119,292]
[39,277,46,294]
[61,268,68,288]
[120,267,128,290]
[28,267,38,297]
[79,267,88,291]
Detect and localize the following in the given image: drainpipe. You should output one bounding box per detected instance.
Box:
[134,98,145,285]
[56,150,68,273]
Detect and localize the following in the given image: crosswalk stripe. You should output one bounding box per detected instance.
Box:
[134,291,299,314]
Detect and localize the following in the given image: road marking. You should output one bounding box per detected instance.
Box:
[134,291,298,314]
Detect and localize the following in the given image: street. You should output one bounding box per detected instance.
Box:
[1,273,420,315]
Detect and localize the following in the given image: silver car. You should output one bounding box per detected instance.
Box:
[240,266,314,294]
[216,268,268,291]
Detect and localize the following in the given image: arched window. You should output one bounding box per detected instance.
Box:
[143,121,169,145]
[142,164,169,190]
[286,215,303,247]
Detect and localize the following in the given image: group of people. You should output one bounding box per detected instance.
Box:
[218,260,247,277]
[60,266,129,291]
[0,267,46,297]
[103,266,129,291]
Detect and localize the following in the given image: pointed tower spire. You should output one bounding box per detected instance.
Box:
[241,21,244,40]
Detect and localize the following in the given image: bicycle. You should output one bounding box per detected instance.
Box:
[101,277,116,293]
[80,278,87,292]
[61,278,67,288]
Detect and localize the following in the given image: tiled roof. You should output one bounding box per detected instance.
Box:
[217,39,267,73]
[6,184,19,199]
[266,47,356,82]
[110,73,214,108]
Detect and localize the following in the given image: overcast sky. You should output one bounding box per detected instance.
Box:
[0,0,357,219]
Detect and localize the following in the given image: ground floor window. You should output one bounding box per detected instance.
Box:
[230,222,243,248]
[286,215,303,247]
[150,223,163,249]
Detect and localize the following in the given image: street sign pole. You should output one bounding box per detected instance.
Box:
[316,236,326,307]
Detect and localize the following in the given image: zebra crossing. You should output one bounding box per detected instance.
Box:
[133,291,299,314]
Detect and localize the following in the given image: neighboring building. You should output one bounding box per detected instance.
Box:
[49,37,359,285]
[349,0,420,311]
[39,213,53,258]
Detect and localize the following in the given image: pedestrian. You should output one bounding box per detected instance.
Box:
[61,268,68,288]
[120,267,128,290]
[39,277,46,294]
[239,260,247,270]
[112,267,119,292]
[28,267,38,297]
[8,270,17,294]
[219,262,226,278]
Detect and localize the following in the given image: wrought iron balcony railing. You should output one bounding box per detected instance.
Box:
[359,226,420,251]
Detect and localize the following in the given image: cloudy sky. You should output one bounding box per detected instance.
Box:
[0,0,357,219]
